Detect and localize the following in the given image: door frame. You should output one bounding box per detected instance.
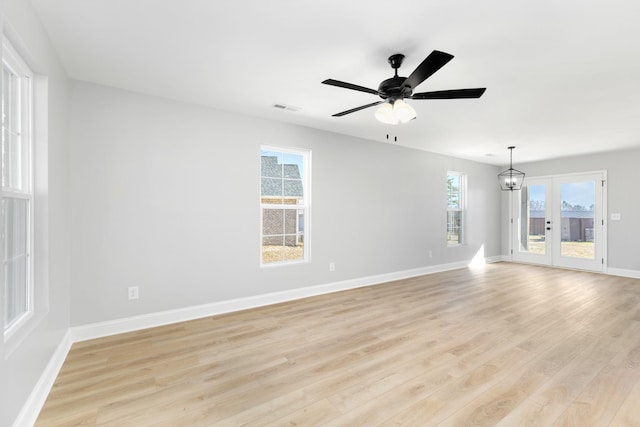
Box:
[508,170,607,273]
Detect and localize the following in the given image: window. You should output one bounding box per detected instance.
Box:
[260,146,310,265]
[2,39,33,337]
[447,172,465,245]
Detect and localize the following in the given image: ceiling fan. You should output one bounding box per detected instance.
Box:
[322,50,486,124]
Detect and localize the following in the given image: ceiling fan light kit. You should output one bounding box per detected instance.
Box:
[374,99,417,125]
[374,102,397,124]
[498,146,526,191]
[322,50,486,124]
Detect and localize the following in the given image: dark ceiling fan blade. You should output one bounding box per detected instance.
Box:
[322,79,380,95]
[410,88,487,99]
[332,101,384,117]
[402,50,454,91]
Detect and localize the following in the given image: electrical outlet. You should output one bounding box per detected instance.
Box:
[128,286,139,300]
[428,250,433,258]
[329,262,335,272]
[611,213,621,221]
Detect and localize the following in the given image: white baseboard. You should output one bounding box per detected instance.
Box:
[12,330,72,427]
[71,260,474,343]
[486,255,506,263]
[607,267,640,279]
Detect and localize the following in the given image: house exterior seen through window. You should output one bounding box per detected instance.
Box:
[447,171,465,246]
[260,146,310,265]
[2,39,34,337]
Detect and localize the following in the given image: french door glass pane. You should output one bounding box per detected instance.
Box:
[520,185,546,254]
[560,181,595,259]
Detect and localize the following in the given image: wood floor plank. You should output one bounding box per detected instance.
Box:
[34,263,640,426]
[550,320,640,426]
[608,369,640,426]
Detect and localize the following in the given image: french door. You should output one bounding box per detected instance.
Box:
[511,172,605,272]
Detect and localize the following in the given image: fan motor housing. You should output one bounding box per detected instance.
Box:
[378,76,413,100]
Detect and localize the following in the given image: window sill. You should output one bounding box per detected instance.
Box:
[4,309,47,359]
[260,259,309,268]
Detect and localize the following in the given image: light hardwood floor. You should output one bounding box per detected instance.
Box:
[36,263,640,426]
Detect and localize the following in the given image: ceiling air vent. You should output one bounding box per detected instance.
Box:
[273,103,301,112]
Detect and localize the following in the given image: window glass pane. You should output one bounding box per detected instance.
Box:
[261,197,283,205]
[283,179,303,200]
[4,198,28,258]
[262,208,305,263]
[3,197,30,328]
[262,236,284,264]
[261,150,283,178]
[297,210,305,237]
[262,208,284,236]
[447,174,461,209]
[3,67,19,133]
[2,66,23,191]
[2,68,11,129]
[284,208,298,235]
[4,256,28,327]
[261,177,283,198]
[1,127,10,188]
[283,152,304,178]
[3,132,22,190]
[284,235,304,262]
[447,211,462,245]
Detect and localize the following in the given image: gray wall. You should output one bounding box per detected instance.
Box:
[69,81,503,326]
[500,147,640,271]
[1,0,71,426]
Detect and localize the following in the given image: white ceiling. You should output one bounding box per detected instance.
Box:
[30,0,640,165]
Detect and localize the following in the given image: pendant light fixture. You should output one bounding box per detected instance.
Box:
[498,146,525,191]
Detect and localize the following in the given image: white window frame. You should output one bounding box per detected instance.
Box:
[447,171,465,246]
[2,38,34,339]
[260,145,311,266]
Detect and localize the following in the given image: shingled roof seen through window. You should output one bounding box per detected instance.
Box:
[261,156,304,198]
